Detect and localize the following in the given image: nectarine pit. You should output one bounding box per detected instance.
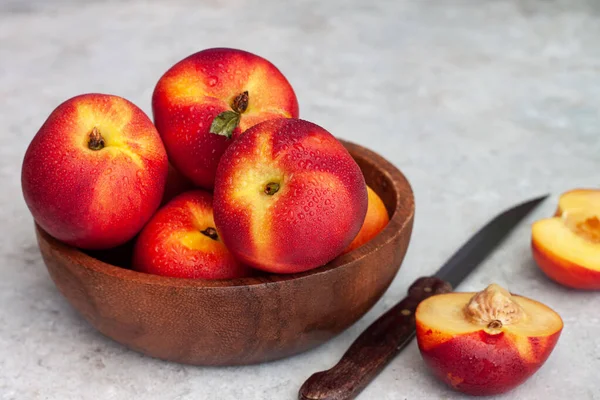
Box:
[200,227,219,241]
[88,127,105,151]
[574,216,600,243]
[464,284,525,333]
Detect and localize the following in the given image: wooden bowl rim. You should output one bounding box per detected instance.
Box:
[36,139,414,289]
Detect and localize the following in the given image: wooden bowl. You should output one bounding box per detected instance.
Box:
[35,140,415,366]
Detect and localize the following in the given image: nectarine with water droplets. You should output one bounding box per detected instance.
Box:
[152,47,299,189]
[415,284,563,396]
[133,190,252,279]
[213,118,368,274]
[21,93,168,249]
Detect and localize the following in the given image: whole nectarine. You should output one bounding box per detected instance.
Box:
[152,47,299,189]
[133,190,252,279]
[415,284,563,396]
[21,93,168,249]
[213,118,368,274]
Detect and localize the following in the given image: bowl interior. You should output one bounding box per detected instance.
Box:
[46,139,414,288]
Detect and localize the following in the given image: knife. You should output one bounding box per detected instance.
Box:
[298,194,548,400]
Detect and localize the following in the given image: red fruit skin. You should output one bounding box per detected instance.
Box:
[532,239,600,290]
[21,93,168,250]
[152,47,299,189]
[133,190,252,280]
[416,326,562,396]
[213,118,368,274]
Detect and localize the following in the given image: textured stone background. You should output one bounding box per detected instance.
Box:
[1,0,599,398]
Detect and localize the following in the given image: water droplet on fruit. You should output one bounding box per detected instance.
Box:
[303,206,309,212]
[208,76,219,86]
[123,176,129,183]
[309,211,314,216]
[110,175,116,181]
[235,69,242,75]
[136,170,143,178]
[288,210,294,218]
[80,167,84,173]
[298,213,305,220]
[228,74,234,79]
[208,106,215,112]
[312,196,318,203]
[125,157,132,163]
[105,168,112,175]
[198,122,204,129]
[299,161,305,168]
[324,199,331,206]
[308,201,314,207]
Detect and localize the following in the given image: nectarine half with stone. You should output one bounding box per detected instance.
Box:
[415,284,563,396]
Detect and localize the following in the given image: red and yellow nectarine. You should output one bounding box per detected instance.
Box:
[415,284,563,396]
[152,47,299,189]
[532,189,600,289]
[21,93,168,250]
[213,118,368,274]
[133,190,252,279]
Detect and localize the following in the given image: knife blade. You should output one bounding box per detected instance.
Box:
[298,194,548,400]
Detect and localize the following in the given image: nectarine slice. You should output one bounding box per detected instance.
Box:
[416,284,563,396]
[532,189,600,289]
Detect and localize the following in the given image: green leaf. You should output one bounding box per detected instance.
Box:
[209,111,240,139]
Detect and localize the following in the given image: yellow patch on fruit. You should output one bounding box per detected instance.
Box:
[532,216,600,271]
[75,98,158,169]
[76,97,131,146]
[162,66,208,101]
[169,231,216,252]
[228,132,282,254]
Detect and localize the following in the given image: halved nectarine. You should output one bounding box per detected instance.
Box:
[415,284,563,396]
[532,189,600,289]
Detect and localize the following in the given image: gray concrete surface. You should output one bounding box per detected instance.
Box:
[1,0,599,399]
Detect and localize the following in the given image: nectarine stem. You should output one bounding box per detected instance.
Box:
[88,127,105,151]
[200,227,219,241]
[264,182,280,195]
[231,91,249,113]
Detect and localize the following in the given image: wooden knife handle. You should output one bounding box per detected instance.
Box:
[298,276,452,400]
